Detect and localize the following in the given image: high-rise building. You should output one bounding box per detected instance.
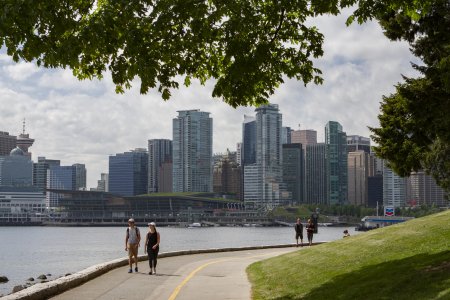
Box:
[213,151,242,200]
[368,153,384,177]
[407,171,447,207]
[72,163,87,190]
[281,127,292,144]
[347,135,371,153]
[383,164,407,208]
[0,131,17,156]
[159,161,173,193]
[282,143,304,204]
[242,115,256,166]
[347,151,369,206]
[243,164,261,208]
[254,104,288,209]
[46,165,76,208]
[33,157,61,191]
[368,175,383,208]
[148,139,173,193]
[109,149,148,196]
[291,129,317,149]
[173,110,212,192]
[305,143,327,204]
[96,173,109,192]
[236,143,242,166]
[0,147,33,187]
[325,121,348,205]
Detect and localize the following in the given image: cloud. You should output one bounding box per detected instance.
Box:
[0,14,417,188]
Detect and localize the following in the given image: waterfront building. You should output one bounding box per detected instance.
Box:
[73,163,87,190]
[46,165,76,208]
[347,135,371,153]
[148,139,173,193]
[172,109,213,192]
[0,147,33,187]
[305,143,327,204]
[407,171,448,207]
[325,121,348,205]
[16,120,34,159]
[0,186,45,214]
[33,157,61,191]
[282,143,304,204]
[0,131,17,156]
[109,149,148,196]
[347,151,369,206]
[213,150,242,200]
[383,164,407,208]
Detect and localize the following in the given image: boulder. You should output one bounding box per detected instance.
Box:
[27,277,34,281]
[12,285,25,293]
[37,274,47,280]
[0,276,8,283]
[46,273,52,276]
[65,273,71,276]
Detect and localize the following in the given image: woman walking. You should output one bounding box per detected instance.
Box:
[144,222,160,275]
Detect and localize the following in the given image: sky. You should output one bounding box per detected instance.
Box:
[0,9,419,189]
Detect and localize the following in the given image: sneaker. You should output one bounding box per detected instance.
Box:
[148,271,152,275]
[135,267,138,272]
[128,269,132,273]
[153,269,156,275]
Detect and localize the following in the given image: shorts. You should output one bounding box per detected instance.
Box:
[295,233,303,239]
[128,243,138,257]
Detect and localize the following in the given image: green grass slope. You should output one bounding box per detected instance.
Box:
[247,210,450,300]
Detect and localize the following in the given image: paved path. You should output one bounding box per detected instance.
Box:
[51,247,299,300]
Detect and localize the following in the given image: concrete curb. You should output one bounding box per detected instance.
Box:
[2,242,325,300]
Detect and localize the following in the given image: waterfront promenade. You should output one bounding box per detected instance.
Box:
[51,247,298,300]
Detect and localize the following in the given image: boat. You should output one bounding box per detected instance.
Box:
[188,222,202,228]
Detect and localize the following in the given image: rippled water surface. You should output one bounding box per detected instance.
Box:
[0,225,360,295]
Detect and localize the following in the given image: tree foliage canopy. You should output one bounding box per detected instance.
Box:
[0,0,433,107]
[370,0,450,192]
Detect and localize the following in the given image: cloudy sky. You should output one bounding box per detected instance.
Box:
[0,10,419,189]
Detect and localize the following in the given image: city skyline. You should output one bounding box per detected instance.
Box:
[0,9,419,188]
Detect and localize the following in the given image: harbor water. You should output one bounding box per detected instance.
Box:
[0,225,359,296]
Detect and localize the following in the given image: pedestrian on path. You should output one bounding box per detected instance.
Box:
[306,218,315,246]
[294,218,303,247]
[125,218,141,273]
[145,222,160,275]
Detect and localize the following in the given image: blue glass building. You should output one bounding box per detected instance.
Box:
[109,149,148,196]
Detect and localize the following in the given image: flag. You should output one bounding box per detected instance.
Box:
[384,206,395,216]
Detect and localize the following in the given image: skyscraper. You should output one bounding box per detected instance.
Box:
[291,129,317,149]
[0,131,17,156]
[16,119,34,159]
[383,164,407,208]
[305,143,327,204]
[347,151,369,206]
[281,127,292,144]
[325,121,348,205]
[148,139,173,193]
[282,143,304,204]
[407,171,447,207]
[72,163,87,190]
[241,115,256,166]
[96,173,109,192]
[172,110,213,192]
[33,157,61,191]
[347,135,371,153]
[213,151,242,200]
[109,149,148,196]
[46,165,76,208]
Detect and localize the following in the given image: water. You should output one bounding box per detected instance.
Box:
[0,226,359,296]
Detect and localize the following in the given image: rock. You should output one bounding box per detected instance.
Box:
[46,273,52,276]
[37,274,47,280]
[27,277,34,281]
[0,276,8,283]
[12,285,25,293]
[65,273,71,276]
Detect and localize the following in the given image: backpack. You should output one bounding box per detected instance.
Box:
[127,227,140,239]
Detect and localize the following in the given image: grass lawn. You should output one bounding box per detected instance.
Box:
[247,210,450,300]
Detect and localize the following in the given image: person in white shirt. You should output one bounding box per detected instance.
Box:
[125,218,141,273]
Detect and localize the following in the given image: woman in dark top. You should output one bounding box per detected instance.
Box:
[144,222,160,275]
[306,218,315,246]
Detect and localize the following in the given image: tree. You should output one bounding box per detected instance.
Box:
[370,0,450,193]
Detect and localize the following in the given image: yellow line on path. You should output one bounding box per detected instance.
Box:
[167,251,285,300]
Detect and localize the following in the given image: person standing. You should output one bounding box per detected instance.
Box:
[125,218,141,273]
[144,222,160,275]
[306,218,315,246]
[294,218,304,247]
